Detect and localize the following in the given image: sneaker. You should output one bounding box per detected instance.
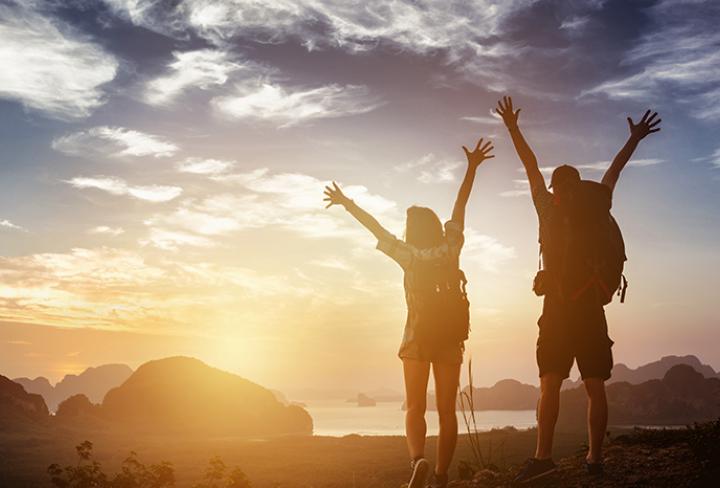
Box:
[427,472,449,488]
[408,458,430,488]
[585,461,604,476]
[512,458,557,485]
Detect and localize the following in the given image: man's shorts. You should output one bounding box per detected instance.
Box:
[536,296,614,381]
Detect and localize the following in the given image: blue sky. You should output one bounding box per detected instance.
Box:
[0,0,718,393]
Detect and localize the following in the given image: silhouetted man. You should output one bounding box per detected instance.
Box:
[495,96,661,483]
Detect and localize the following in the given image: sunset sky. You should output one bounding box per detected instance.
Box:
[1,0,718,397]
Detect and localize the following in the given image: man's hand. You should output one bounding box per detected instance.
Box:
[628,110,661,141]
[323,182,351,209]
[462,138,495,169]
[495,96,521,130]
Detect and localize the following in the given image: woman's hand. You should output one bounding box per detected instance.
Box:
[462,138,495,169]
[628,110,661,141]
[495,96,521,130]
[323,182,351,209]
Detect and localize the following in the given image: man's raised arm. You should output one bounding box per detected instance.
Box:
[602,110,661,194]
[496,96,546,196]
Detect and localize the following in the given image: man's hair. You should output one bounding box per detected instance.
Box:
[405,206,443,249]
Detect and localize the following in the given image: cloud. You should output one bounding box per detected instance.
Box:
[53,127,179,158]
[395,153,463,184]
[581,1,720,120]
[66,176,183,202]
[141,168,400,249]
[212,82,380,127]
[0,246,307,331]
[463,228,516,273]
[139,228,215,251]
[536,158,664,175]
[88,226,125,236]
[0,219,26,231]
[460,111,502,125]
[144,49,245,105]
[0,1,117,119]
[101,0,531,90]
[176,158,235,175]
[499,179,531,198]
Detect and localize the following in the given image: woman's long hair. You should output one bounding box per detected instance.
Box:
[405,206,444,249]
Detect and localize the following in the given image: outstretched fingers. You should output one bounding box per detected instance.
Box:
[474,138,484,151]
[480,140,493,153]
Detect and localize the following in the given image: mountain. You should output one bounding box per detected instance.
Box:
[563,354,719,389]
[558,364,720,428]
[0,375,49,429]
[462,379,539,410]
[101,356,313,436]
[408,380,540,412]
[14,363,133,412]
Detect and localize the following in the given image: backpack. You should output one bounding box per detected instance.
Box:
[561,180,628,305]
[412,261,470,344]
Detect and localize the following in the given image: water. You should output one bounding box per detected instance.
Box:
[305,400,537,437]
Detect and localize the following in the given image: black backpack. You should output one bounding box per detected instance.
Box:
[562,180,628,305]
[413,261,470,344]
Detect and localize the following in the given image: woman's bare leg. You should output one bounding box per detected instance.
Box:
[403,358,431,461]
[433,361,462,476]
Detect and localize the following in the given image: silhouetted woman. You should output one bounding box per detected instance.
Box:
[324,138,494,488]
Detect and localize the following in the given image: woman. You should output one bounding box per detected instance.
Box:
[323,138,494,488]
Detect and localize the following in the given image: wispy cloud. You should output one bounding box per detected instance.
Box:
[499,179,531,198]
[463,228,516,273]
[66,176,182,202]
[53,127,179,159]
[0,1,118,119]
[395,153,463,184]
[176,158,235,175]
[88,226,125,236]
[0,219,26,231]
[0,247,307,331]
[537,158,664,175]
[144,49,244,105]
[141,168,400,249]
[581,1,720,120]
[460,111,502,125]
[212,82,380,127]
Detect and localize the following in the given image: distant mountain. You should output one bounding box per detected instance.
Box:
[410,379,539,411]
[558,364,720,428]
[0,375,49,429]
[563,355,719,389]
[14,363,132,412]
[101,356,313,436]
[462,379,539,410]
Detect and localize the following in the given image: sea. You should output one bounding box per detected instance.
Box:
[304,400,537,437]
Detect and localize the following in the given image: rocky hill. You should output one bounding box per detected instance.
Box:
[14,363,133,412]
[557,364,720,429]
[563,354,719,389]
[0,374,49,428]
[101,356,313,436]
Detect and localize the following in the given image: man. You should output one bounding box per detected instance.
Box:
[495,96,661,483]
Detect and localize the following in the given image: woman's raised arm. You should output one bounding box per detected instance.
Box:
[324,182,391,241]
[452,138,495,227]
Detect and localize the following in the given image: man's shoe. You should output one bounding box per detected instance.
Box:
[512,458,557,485]
[427,472,449,488]
[585,461,604,476]
[408,458,430,488]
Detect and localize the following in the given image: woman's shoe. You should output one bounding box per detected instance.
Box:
[408,458,430,488]
[427,472,449,488]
